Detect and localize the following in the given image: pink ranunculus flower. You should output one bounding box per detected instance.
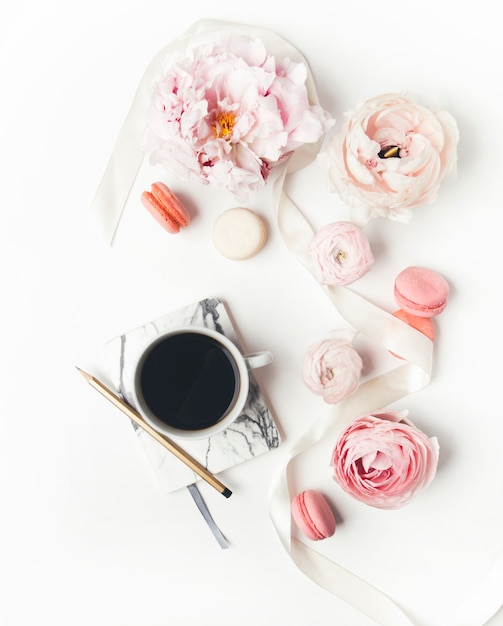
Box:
[310,221,374,286]
[319,93,459,223]
[302,330,363,404]
[143,34,334,199]
[331,410,439,509]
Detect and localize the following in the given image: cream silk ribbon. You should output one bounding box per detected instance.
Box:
[89,19,499,625]
[272,189,503,626]
[269,186,433,626]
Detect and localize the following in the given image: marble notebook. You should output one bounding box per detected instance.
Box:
[104,297,281,493]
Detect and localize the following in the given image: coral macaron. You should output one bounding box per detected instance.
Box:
[394,266,449,318]
[393,309,435,341]
[141,182,190,234]
[291,490,336,541]
[390,309,435,359]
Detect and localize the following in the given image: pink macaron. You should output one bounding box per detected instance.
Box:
[393,266,449,318]
[291,490,336,541]
[141,182,190,234]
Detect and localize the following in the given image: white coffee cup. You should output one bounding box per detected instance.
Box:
[131,326,272,440]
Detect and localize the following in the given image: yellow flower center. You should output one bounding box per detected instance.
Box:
[214,111,235,139]
[379,145,401,159]
[337,251,347,263]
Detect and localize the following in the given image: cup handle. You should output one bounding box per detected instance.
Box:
[243,351,273,370]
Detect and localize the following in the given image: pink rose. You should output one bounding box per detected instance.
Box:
[310,221,374,286]
[331,410,439,509]
[320,93,458,223]
[302,330,362,404]
[143,34,334,199]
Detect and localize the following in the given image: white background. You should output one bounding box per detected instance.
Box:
[1,1,502,625]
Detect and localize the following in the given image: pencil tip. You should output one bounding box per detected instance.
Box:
[76,366,91,381]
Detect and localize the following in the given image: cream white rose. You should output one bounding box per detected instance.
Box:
[301,330,362,404]
[310,221,374,286]
[319,93,459,223]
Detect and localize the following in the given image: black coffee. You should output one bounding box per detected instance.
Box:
[139,332,239,431]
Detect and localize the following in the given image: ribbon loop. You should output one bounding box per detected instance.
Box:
[268,188,434,626]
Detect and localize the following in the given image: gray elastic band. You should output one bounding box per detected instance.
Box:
[186,484,230,549]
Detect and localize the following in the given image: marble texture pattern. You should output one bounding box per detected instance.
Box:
[104,297,281,493]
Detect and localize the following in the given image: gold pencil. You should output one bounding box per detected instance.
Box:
[76,367,232,498]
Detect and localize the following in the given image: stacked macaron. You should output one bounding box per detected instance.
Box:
[392,266,449,352]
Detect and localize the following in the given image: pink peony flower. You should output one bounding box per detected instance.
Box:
[319,93,458,223]
[302,330,362,404]
[310,221,374,286]
[143,34,334,199]
[331,410,439,509]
